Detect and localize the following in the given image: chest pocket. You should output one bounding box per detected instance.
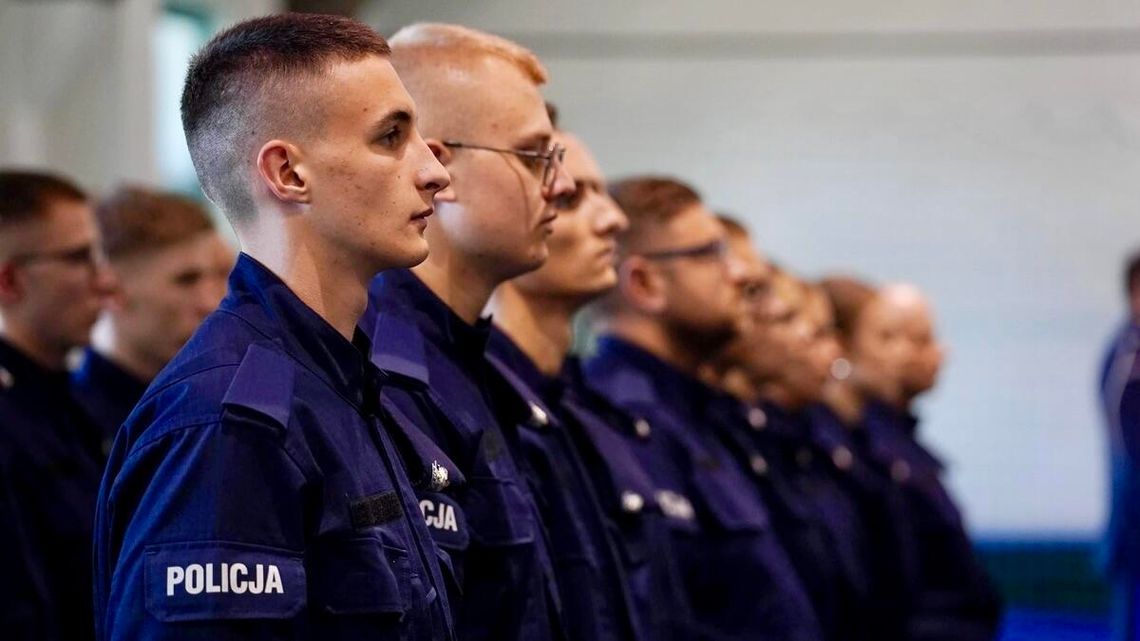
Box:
[309,536,436,641]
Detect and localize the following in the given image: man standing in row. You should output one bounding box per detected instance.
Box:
[0,170,116,641]
[361,23,574,641]
[94,14,457,640]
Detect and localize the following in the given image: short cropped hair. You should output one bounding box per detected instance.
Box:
[389,23,547,84]
[819,275,877,344]
[181,13,391,221]
[95,186,216,262]
[609,176,702,255]
[1125,251,1140,297]
[0,170,86,227]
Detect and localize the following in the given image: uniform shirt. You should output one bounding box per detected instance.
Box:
[859,400,1002,641]
[362,269,563,641]
[72,348,149,457]
[1101,321,1140,576]
[710,397,871,641]
[486,328,645,641]
[0,337,103,641]
[94,254,456,641]
[805,403,917,641]
[584,337,822,641]
[559,357,697,641]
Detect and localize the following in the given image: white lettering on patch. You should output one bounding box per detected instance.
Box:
[165,563,284,597]
[420,499,459,532]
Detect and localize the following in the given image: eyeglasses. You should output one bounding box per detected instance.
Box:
[442,140,566,190]
[10,243,102,270]
[639,237,729,262]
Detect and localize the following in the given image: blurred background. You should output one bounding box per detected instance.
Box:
[2,0,1137,638]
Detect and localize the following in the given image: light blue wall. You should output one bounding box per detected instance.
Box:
[367,0,1140,537]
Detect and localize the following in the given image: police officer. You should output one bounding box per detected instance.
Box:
[702,223,875,641]
[829,281,1001,641]
[0,169,116,641]
[94,14,455,640]
[583,177,821,641]
[72,186,227,453]
[1101,251,1140,641]
[485,127,694,641]
[359,23,574,641]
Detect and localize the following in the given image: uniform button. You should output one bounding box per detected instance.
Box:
[634,418,651,439]
[621,491,645,514]
[831,446,853,471]
[430,460,450,491]
[528,402,549,428]
[748,407,767,431]
[891,460,911,483]
[0,367,12,390]
[750,454,769,476]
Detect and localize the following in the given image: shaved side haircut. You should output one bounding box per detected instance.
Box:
[95,186,216,262]
[819,275,877,346]
[609,176,702,256]
[180,14,391,222]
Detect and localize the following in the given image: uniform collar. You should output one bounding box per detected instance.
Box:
[863,398,920,439]
[364,269,492,385]
[487,327,563,406]
[224,253,375,409]
[0,335,70,397]
[73,348,148,404]
[590,335,719,424]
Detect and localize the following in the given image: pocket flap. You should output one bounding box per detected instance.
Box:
[309,536,407,617]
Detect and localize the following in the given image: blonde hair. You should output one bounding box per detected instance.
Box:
[389,23,548,84]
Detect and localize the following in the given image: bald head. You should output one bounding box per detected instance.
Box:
[388,23,548,140]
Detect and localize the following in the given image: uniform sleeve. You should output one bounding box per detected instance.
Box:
[98,413,310,641]
[1119,380,1140,465]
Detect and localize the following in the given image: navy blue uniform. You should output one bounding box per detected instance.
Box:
[584,337,821,641]
[72,348,148,457]
[0,338,103,641]
[559,356,697,641]
[487,328,684,641]
[710,397,872,641]
[805,403,917,641]
[94,255,456,641]
[1100,321,1140,640]
[362,269,563,641]
[859,400,1002,641]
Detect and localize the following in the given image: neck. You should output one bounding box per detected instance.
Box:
[822,379,865,427]
[0,322,70,371]
[240,219,370,341]
[93,322,162,382]
[602,316,707,376]
[488,283,576,376]
[706,365,762,404]
[759,381,804,411]
[413,247,500,326]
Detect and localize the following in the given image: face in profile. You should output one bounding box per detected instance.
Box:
[110,231,229,369]
[651,208,744,347]
[511,131,627,304]
[2,198,115,355]
[847,289,918,405]
[878,285,944,400]
[296,55,450,275]
[431,56,572,281]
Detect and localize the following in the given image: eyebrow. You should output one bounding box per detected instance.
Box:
[369,109,413,137]
[515,130,552,151]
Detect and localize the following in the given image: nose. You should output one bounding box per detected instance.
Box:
[543,162,575,203]
[593,194,629,235]
[725,253,748,285]
[91,259,118,300]
[414,136,451,196]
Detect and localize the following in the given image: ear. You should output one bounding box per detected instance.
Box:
[0,262,22,305]
[425,138,458,203]
[618,257,667,314]
[256,140,311,205]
